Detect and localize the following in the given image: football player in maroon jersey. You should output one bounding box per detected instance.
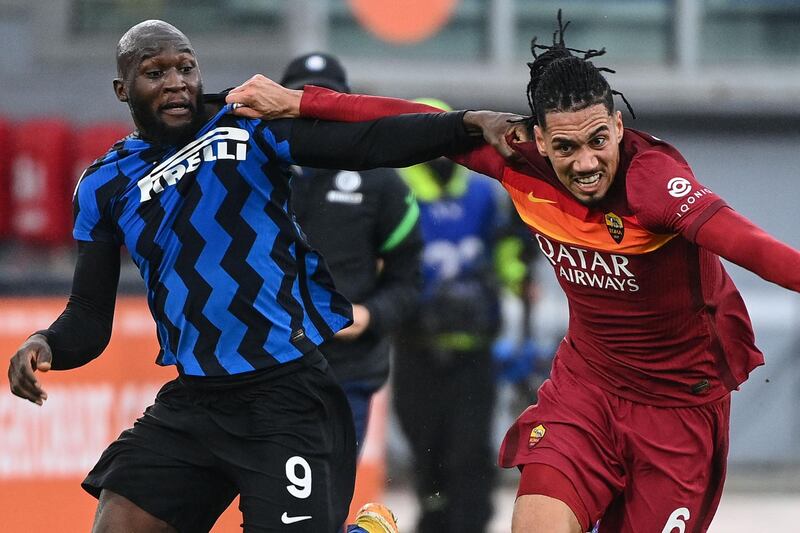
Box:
[224,12,800,533]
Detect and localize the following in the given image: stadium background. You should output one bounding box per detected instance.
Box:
[0,1,797,531]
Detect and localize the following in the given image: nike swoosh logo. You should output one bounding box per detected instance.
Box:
[281,512,312,525]
[527,192,556,204]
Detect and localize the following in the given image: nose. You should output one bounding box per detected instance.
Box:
[163,68,186,91]
[572,147,598,174]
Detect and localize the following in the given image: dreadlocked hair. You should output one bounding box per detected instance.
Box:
[523,9,635,129]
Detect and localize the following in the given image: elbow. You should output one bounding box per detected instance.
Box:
[50,324,111,371]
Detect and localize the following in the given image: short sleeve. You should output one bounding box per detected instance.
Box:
[627,150,727,239]
[72,166,120,244]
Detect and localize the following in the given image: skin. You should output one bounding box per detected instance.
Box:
[333,303,371,341]
[513,495,582,533]
[113,20,205,145]
[534,104,624,206]
[7,333,51,405]
[92,490,176,533]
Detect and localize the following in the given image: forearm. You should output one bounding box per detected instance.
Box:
[694,207,800,291]
[38,241,120,369]
[301,86,440,121]
[290,111,479,170]
[39,296,114,370]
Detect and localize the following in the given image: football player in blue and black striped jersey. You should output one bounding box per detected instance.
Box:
[7,19,517,533]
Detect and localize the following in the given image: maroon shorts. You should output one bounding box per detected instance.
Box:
[499,356,730,533]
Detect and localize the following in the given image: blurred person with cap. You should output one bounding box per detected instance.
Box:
[281,52,351,93]
[281,52,424,456]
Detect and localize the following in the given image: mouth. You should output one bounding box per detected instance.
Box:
[572,172,602,193]
[159,100,193,117]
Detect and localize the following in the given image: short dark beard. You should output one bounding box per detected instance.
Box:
[130,90,207,146]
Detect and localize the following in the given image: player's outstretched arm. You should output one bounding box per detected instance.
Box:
[287,111,480,170]
[297,86,520,178]
[7,241,121,405]
[227,80,517,179]
[694,207,800,291]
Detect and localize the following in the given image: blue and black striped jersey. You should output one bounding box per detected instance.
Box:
[73,105,351,376]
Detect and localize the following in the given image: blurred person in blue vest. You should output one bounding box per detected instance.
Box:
[280,53,424,454]
[392,98,533,533]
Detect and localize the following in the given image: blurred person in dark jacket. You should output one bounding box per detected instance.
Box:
[392,102,533,532]
[281,53,424,453]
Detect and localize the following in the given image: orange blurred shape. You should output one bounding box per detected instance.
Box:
[348,0,458,44]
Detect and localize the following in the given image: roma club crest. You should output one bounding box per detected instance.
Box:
[604,212,624,244]
[528,424,546,448]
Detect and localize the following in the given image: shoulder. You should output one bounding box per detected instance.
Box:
[622,132,723,232]
[624,132,694,198]
[74,140,131,198]
[213,110,291,144]
[623,129,690,172]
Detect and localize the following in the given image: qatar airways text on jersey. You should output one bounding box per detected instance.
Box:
[534,233,640,293]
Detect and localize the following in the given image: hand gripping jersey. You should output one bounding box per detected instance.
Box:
[73,106,351,376]
[297,87,770,407]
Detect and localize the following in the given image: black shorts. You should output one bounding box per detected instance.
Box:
[82,349,356,532]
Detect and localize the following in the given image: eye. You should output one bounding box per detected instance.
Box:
[591,136,607,148]
[145,70,162,79]
[179,64,195,74]
[555,143,573,155]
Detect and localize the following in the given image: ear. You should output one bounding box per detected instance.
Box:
[533,125,548,156]
[614,110,624,140]
[113,78,128,102]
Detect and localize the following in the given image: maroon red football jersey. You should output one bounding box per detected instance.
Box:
[299,88,766,406]
[499,130,763,406]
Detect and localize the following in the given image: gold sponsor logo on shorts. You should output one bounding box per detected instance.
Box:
[528,424,546,448]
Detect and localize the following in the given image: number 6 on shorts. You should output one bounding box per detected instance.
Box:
[661,507,690,533]
[285,456,312,499]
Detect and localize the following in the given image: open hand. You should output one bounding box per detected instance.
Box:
[226,74,303,120]
[8,333,52,405]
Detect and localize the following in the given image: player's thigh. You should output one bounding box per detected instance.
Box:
[513,494,583,533]
[601,396,731,533]
[93,489,177,533]
[500,363,626,531]
[84,436,237,532]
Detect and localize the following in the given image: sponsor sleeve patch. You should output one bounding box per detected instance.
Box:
[627,150,724,235]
